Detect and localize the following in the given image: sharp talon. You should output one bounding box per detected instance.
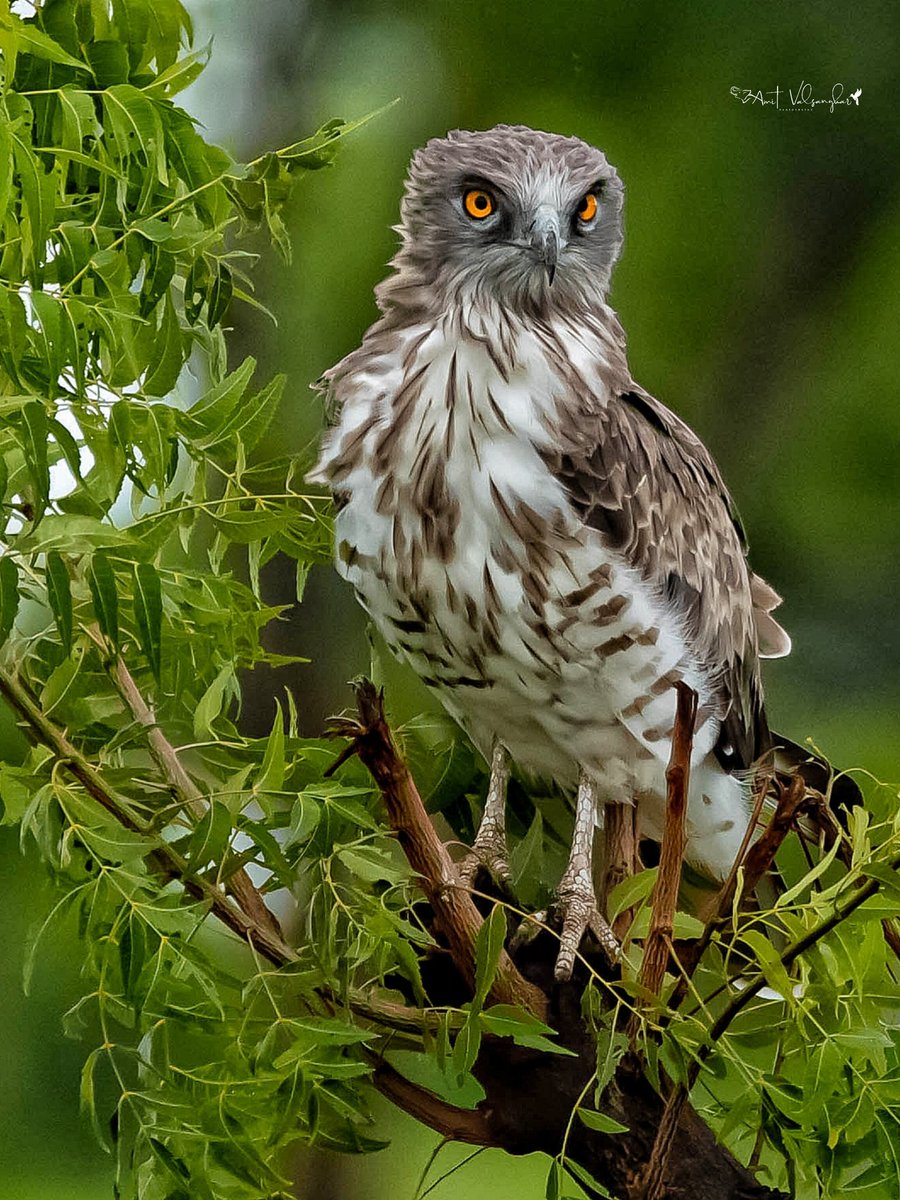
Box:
[588,911,620,965]
[553,884,620,981]
[456,846,511,888]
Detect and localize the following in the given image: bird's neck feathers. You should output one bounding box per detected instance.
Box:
[313,284,634,500]
[369,253,632,396]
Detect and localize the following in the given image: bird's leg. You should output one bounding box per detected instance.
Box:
[457,742,510,887]
[554,771,619,981]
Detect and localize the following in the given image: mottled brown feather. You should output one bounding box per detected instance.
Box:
[550,386,788,771]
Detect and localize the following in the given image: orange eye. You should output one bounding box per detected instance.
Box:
[577,192,598,222]
[464,189,495,219]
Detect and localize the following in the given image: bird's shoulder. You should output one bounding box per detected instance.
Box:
[546,384,789,769]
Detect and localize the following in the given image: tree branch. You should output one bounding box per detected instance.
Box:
[739,771,807,895]
[85,626,283,941]
[369,1058,493,1145]
[326,679,548,1019]
[638,682,696,1002]
[0,664,297,968]
[6,660,869,1199]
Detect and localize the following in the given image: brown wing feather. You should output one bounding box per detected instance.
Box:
[551,387,788,771]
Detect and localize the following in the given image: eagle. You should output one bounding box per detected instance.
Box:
[311,125,796,979]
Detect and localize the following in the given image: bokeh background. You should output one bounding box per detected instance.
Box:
[2,1,898,1196]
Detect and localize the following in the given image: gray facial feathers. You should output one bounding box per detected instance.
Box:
[382,125,625,314]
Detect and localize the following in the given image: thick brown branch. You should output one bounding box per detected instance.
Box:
[370,1058,493,1145]
[327,680,547,1019]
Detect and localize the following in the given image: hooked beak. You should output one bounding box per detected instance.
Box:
[530,207,561,285]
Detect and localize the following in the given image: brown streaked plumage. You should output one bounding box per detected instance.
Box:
[311,125,792,978]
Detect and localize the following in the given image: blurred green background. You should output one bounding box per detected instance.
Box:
[2,0,898,1196]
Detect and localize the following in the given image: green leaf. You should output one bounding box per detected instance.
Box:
[180,356,256,439]
[672,911,705,938]
[133,561,162,680]
[451,1012,481,1081]
[30,291,67,388]
[479,1004,576,1056]
[742,929,797,1003]
[20,401,50,520]
[40,655,80,717]
[85,39,130,88]
[49,419,84,484]
[87,553,119,647]
[79,1047,110,1151]
[1,15,89,69]
[578,1108,630,1134]
[285,794,321,846]
[45,551,73,655]
[337,846,409,885]
[119,915,149,1003]
[255,701,285,793]
[148,1137,191,1184]
[509,807,544,904]
[188,800,232,871]
[0,119,12,227]
[56,86,99,150]
[323,791,378,831]
[142,293,186,396]
[193,662,234,737]
[545,1159,562,1200]
[206,261,233,328]
[565,1159,613,1198]
[608,866,658,921]
[212,372,285,454]
[0,555,19,647]
[144,40,211,98]
[15,516,133,555]
[13,127,56,274]
[775,833,843,907]
[111,0,151,69]
[473,903,506,1009]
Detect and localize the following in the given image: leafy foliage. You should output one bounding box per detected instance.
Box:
[0,6,899,1200]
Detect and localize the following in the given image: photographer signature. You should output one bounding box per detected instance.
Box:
[730,83,861,112]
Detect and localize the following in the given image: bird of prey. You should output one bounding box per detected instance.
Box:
[311,125,793,979]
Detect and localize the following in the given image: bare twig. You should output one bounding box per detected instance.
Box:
[326,680,548,1019]
[631,683,696,1199]
[665,753,773,1014]
[638,683,697,1002]
[85,627,283,940]
[739,772,807,895]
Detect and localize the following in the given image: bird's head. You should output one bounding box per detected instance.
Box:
[393,125,624,315]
